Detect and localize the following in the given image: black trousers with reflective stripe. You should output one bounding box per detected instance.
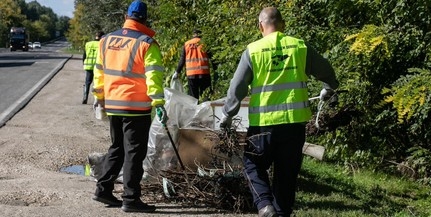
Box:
[243,123,305,216]
[95,115,151,204]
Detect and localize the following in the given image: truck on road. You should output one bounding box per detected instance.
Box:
[9,27,29,51]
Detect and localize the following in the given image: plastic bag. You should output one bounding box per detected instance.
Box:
[143,88,214,180]
[170,78,184,93]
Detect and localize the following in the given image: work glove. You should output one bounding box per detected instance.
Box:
[93,98,105,111]
[219,113,233,129]
[319,88,335,101]
[156,105,168,126]
[172,71,179,80]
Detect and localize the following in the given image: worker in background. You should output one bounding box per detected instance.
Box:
[220,7,339,217]
[173,29,217,101]
[91,0,167,213]
[82,31,104,104]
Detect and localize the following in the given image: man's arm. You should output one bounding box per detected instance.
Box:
[305,44,339,90]
[207,50,218,71]
[83,43,87,64]
[92,39,105,99]
[145,43,165,107]
[175,46,186,74]
[222,49,253,117]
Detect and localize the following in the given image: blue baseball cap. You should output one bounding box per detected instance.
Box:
[127,0,147,20]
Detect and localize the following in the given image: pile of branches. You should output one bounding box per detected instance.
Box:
[140,127,255,213]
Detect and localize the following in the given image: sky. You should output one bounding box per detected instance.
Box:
[25,0,75,18]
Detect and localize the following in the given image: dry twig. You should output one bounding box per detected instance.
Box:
[140,126,254,213]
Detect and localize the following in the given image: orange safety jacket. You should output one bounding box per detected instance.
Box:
[93,19,165,115]
[184,38,210,76]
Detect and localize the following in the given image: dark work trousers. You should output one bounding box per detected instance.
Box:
[83,69,94,101]
[243,123,305,217]
[187,74,211,100]
[95,115,151,204]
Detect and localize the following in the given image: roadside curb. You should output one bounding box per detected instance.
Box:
[0,55,72,127]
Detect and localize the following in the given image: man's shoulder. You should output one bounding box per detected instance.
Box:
[247,39,262,49]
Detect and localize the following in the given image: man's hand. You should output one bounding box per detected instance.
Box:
[156,105,168,125]
[319,88,335,101]
[172,71,179,80]
[219,113,232,129]
[93,98,105,111]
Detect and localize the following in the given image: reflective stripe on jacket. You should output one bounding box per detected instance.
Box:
[83,40,99,70]
[248,32,311,126]
[92,19,165,115]
[184,37,210,76]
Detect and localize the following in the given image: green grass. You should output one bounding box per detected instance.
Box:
[294,157,431,217]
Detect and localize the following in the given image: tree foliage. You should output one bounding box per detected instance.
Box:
[0,0,70,46]
[0,0,25,46]
[66,0,129,51]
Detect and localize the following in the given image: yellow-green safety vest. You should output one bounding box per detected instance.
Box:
[248,32,311,126]
[83,40,99,70]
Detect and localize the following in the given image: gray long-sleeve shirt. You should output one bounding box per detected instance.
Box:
[222,43,339,118]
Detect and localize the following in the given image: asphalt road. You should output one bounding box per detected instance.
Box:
[0,39,72,127]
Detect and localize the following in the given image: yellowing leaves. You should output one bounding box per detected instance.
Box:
[380,68,431,123]
[345,25,390,59]
[384,95,394,103]
[344,33,358,42]
[162,41,180,63]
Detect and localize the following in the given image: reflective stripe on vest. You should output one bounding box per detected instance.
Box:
[248,32,311,126]
[105,99,152,108]
[83,41,99,70]
[185,38,210,76]
[100,30,157,113]
[250,82,307,94]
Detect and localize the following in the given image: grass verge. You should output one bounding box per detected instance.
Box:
[294,157,431,216]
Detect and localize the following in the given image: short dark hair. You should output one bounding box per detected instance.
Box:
[193,29,202,35]
[96,31,104,38]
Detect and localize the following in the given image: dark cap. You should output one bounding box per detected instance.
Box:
[127,0,147,20]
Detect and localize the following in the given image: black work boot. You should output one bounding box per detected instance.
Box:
[121,200,156,213]
[92,194,122,207]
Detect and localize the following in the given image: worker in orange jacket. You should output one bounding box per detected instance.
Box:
[173,29,217,101]
[91,0,166,213]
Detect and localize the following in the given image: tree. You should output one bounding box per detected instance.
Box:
[0,0,25,46]
[57,16,70,37]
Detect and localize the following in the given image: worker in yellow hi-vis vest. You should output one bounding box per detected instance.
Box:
[82,31,104,104]
[220,7,339,217]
